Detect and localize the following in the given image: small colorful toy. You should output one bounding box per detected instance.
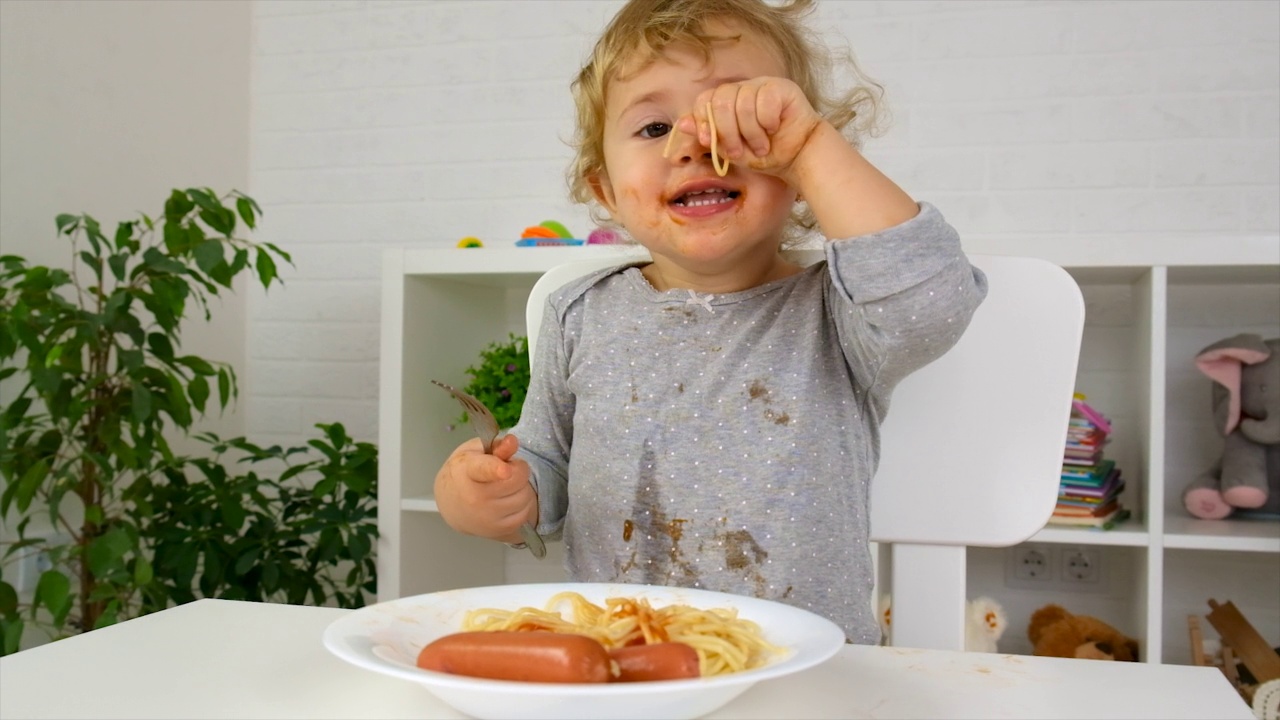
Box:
[515,220,585,247]
[588,228,623,244]
[456,236,484,248]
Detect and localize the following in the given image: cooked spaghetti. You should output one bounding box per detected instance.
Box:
[462,591,782,677]
[706,102,729,177]
[661,107,730,177]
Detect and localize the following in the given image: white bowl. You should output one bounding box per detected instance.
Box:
[322,582,845,720]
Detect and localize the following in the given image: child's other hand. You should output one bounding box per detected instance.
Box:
[679,76,823,185]
[434,434,537,544]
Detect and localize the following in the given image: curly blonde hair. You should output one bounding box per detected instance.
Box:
[567,0,886,241]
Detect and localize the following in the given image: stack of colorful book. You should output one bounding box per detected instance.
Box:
[1049,395,1130,530]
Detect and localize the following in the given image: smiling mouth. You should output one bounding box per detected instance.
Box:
[671,188,740,207]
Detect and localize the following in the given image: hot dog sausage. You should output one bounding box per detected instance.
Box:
[416,631,612,683]
[608,642,701,682]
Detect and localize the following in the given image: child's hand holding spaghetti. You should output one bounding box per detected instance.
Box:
[663,76,823,185]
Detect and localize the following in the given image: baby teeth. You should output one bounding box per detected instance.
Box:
[685,195,733,207]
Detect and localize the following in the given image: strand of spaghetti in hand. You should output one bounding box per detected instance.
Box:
[705,102,730,177]
[462,591,781,677]
[662,123,678,158]
[661,109,729,177]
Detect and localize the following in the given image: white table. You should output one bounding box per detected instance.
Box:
[0,599,1254,720]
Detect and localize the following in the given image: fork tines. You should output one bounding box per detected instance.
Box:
[433,380,483,413]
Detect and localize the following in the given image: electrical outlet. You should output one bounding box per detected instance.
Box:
[1015,548,1051,580]
[1005,544,1055,589]
[1060,546,1103,585]
[1005,543,1111,594]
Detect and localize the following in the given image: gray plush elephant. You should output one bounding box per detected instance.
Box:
[1183,333,1280,520]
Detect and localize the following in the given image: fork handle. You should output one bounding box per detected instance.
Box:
[509,522,547,559]
[482,432,542,558]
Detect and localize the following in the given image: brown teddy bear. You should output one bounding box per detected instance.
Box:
[1028,604,1140,661]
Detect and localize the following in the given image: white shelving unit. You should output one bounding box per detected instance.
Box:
[377,236,1279,664]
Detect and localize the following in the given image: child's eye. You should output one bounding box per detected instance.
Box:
[638,122,671,139]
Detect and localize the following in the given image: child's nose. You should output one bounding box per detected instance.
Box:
[665,125,711,165]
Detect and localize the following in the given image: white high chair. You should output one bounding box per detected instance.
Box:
[524,250,1085,651]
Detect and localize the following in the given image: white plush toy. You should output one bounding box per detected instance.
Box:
[965,596,1007,653]
[878,594,1008,653]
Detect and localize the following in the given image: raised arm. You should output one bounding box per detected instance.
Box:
[789,121,919,239]
[685,75,919,240]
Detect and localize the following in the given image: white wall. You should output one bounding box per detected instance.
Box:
[0,0,252,447]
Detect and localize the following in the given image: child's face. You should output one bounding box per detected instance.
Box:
[591,20,798,277]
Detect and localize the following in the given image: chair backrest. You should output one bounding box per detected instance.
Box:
[525,251,1085,650]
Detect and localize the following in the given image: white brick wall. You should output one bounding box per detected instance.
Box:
[248,0,1279,445]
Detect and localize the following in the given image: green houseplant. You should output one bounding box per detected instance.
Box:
[0,189,377,654]
[457,333,531,430]
[142,424,376,612]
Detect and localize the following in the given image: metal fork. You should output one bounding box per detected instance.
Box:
[431,379,546,559]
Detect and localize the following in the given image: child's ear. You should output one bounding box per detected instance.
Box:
[587,171,617,213]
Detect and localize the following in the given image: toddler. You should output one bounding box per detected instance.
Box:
[435,0,988,644]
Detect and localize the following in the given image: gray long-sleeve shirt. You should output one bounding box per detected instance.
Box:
[511,202,988,643]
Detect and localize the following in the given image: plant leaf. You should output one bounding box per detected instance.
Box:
[113,220,135,250]
[176,356,216,376]
[147,332,175,363]
[262,562,279,592]
[0,619,23,656]
[92,600,120,630]
[107,253,129,281]
[15,460,49,514]
[347,532,370,563]
[0,582,18,616]
[323,423,347,449]
[164,189,195,222]
[193,239,225,275]
[235,197,257,229]
[55,213,79,233]
[198,207,233,237]
[188,375,209,413]
[187,187,218,214]
[312,476,338,498]
[234,547,260,576]
[86,527,133,578]
[134,556,154,585]
[263,242,292,265]
[34,571,71,625]
[132,383,152,423]
[254,249,278,290]
[217,368,232,409]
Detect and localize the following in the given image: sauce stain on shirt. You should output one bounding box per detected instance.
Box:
[718,527,769,597]
[747,379,792,425]
[632,445,700,587]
